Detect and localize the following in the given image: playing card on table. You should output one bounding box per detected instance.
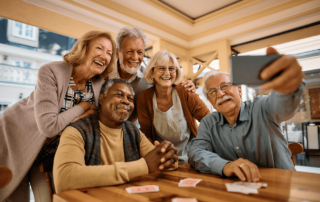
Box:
[233,181,267,188]
[126,185,159,194]
[178,178,202,187]
[225,183,258,194]
[172,198,198,202]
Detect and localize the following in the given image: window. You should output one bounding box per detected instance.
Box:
[0,104,9,114]
[11,59,33,69]
[23,62,32,68]
[12,21,36,40]
[12,60,21,67]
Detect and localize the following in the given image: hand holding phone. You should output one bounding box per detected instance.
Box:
[230,55,281,86]
[231,47,304,94]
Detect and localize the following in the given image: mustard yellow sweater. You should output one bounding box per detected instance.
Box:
[53,121,155,193]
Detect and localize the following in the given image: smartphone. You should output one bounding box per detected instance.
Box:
[230,55,281,85]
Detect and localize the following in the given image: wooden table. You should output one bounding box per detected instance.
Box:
[53,164,320,202]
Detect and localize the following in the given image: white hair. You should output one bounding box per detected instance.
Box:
[100,78,134,97]
[143,49,183,85]
[202,71,230,99]
[116,26,146,51]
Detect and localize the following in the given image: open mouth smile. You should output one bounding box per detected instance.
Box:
[94,60,104,66]
[128,61,139,66]
[219,99,232,105]
[161,77,171,80]
[115,104,131,112]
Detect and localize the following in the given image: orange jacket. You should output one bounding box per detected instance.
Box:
[137,85,210,142]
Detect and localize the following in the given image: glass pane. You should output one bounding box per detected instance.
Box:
[25,25,33,38]
[13,22,23,36]
[23,62,31,68]
[12,60,21,67]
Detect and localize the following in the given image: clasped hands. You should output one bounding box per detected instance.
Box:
[144,140,178,173]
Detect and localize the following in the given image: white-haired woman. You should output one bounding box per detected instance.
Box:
[137,50,210,164]
[0,30,116,202]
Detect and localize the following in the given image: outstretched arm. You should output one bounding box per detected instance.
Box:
[258,47,305,123]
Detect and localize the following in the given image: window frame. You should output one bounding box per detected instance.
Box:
[11,21,37,41]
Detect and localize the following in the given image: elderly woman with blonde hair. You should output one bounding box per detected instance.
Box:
[0,30,116,202]
[137,50,210,164]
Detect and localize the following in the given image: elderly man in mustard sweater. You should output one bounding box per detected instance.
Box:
[53,78,178,193]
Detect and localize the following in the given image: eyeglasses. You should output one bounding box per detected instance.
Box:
[154,66,177,73]
[206,82,233,98]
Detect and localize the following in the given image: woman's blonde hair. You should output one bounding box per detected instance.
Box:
[63,30,117,79]
[144,50,183,85]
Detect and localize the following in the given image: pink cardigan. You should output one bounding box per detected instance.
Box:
[0,61,104,200]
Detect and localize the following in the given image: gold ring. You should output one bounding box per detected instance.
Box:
[239,163,245,168]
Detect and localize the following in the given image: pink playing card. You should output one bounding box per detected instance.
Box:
[172,198,198,202]
[126,185,159,194]
[225,183,258,194]
[178,178,202,187]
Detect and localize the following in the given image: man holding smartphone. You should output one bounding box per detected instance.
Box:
[188,47,304,182]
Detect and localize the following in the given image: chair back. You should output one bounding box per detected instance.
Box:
[288,142,304,166]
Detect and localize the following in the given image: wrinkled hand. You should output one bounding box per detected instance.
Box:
[72,109,98,123]
[180,80,196,93]
[154,140,178,169]
[223,158,261,182]
[260,47,304,94]
[77,101,98,112]
[144,141,178,173]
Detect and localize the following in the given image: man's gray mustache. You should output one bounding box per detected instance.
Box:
[216,95,233,105]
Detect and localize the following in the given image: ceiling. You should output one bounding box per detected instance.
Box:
[22,0,320,49]
[159,0,240,19]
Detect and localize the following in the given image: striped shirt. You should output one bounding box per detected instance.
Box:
[35,77,94,164]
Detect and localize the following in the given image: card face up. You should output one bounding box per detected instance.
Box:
[230,55,281,85]
[225,181,268,194]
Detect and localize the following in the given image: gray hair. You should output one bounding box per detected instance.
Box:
[202,71,230,99]
[116,26,146,51]
[100,79,135,97]
[143,49,183,85]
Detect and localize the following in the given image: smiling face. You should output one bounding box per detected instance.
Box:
[82,36,113,76]
[206,73,242,115]
[99,82,134,128]
[152,59,177,88]
[118,36,144,74]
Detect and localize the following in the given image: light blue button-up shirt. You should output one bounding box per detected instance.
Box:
[188,83,304,176]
